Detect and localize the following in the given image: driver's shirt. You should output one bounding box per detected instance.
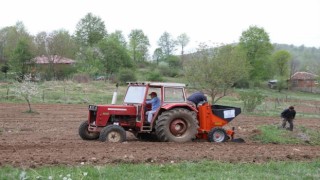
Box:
[146,97,160,111]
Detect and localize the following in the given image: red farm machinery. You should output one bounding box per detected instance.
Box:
[79,82,241,143]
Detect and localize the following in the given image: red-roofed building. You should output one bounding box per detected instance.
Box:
[34,55,75,64]
[32,55,76,80]
[289,72,319,93]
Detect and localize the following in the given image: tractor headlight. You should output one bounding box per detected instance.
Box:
[88,105,98,111]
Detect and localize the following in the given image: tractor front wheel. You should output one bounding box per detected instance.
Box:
[79,121,99,140]
[208,127,227,143]
[99,125,126,143]
[155,108,198,142]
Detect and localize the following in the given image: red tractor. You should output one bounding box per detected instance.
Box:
[79,82,241,143]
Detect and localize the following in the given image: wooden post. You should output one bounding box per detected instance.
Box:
[42,90,45,102]
[6,88,9,100]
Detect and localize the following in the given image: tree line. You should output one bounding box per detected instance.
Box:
[0,13,189,81]
[1,12,319,102]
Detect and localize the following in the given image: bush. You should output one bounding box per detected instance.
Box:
[158,64,179,77]
[239,90,264,112]
[165,55,182,68]
[146,71,163,81]
[117,68,137,85]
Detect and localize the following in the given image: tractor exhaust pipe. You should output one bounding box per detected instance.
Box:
[111,83,119,105]
[111,92,117,104]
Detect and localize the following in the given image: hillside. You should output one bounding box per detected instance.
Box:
[274,44,320,73]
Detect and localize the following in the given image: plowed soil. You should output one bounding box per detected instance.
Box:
[0,103,319,168]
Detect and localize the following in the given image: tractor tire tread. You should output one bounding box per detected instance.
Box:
[155,108,199,142]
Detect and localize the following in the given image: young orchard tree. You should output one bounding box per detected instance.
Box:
[184,43,250,104]
[12,81,39,113]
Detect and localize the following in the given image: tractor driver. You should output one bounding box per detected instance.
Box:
[187,91,207,107]
[145,92,160,123]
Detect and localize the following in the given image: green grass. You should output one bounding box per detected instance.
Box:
[0,81,127,105]
[1,160,320,180]
[1,80,319,118]
[253,125,320,145]
[232,88,320,118]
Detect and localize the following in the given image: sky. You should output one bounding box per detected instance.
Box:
[1,0,319,54]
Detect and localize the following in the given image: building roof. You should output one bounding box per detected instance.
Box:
[291,72,318,80]
[33,55,75,64]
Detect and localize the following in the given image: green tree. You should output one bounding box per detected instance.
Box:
[76,46,104,77]
[273,50,291,77]
[47,29,76,59]
[239,25,273,81]
[109,30,127,48]
[177,33,190,56]
[98,38,133,79]
[185,44,250,103]
[152,48,163,65]
[9,38,34,81]
[157,32,177,57]
[0,22,33,62]
[272,50,291,92]
[128,29,150,62]
[75,13,107,47]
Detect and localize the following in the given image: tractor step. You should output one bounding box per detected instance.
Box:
[141,125,152,131]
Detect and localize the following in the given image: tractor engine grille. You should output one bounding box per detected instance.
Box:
[89,110,97,124]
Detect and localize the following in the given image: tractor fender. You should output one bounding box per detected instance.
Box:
[160,103,198,112]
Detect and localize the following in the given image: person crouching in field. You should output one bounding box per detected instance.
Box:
[281,106,296,131]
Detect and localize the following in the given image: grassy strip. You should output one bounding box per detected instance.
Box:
[253,125,320,145]
[1,160,319,180]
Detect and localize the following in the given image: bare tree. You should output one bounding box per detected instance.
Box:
[185,43,250,104]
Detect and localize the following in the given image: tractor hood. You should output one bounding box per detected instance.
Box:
[88,104,137,126]
[92,104,137,115]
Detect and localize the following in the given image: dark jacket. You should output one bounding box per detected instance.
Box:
[187,92,207,106]
[281,109,296,119]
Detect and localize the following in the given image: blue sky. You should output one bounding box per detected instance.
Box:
[1,0,319,53]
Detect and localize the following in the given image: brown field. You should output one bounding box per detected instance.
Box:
[0,103,319,168]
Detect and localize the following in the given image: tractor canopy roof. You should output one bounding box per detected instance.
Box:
[127,82,186,87]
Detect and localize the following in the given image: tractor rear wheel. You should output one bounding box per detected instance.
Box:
[79,121,99,140]
[208,127,227,143]
[99,125,126,143]
[155,108,198,142]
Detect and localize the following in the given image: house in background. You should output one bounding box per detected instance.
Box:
[34,55,75,66]
[289,72,319,93]
[33,55,76,80]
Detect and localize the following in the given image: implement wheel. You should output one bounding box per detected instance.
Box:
[79,121,99,140]
[208,127,227,143]
[155,108,198,142]
[99,125,126,143]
